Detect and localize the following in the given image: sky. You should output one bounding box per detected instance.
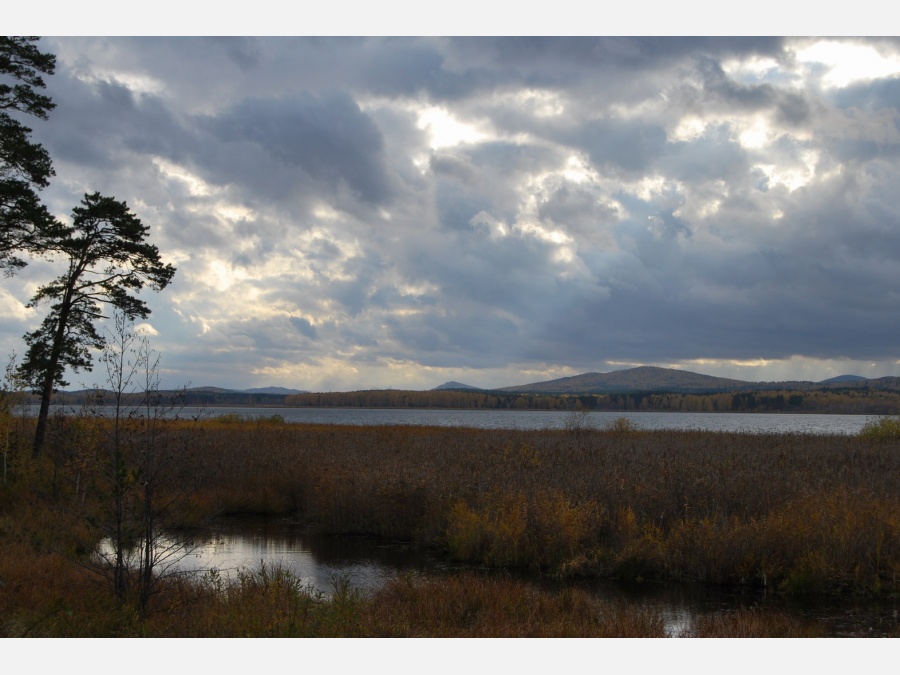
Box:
[4,34,900,392]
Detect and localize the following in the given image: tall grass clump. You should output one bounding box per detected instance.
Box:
[151,562,366,637]
[688,608,826,638]
[605,416,639,434]
[361,573,667,637]
[858,416,900,441]
[214,412,286,426]
[445,489,603,569]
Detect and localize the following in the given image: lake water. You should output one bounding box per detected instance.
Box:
[162,516,899,637]
[44,405,878,434]
[175,408,882,435]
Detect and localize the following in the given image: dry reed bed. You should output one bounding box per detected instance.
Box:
[2,417,898,636]
[167,421,900,594]
[4,419,899,594]
[0,552,828,637]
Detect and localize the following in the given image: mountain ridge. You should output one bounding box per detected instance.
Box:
[51,369,895,400]
[499,366,752,394]
[433,381,481,391]
[495,366,887,395]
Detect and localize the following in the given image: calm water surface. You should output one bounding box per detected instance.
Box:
[196,408,876,434]
[45,405,877,434]
[171,517,447,593]
[165,517,898,637]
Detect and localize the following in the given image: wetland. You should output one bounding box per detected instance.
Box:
[2,415,898,637]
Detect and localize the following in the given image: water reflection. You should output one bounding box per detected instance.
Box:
[172,517,446,594]
[168,516,898,637]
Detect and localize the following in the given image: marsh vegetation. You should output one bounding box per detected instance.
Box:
[1,413,898,637]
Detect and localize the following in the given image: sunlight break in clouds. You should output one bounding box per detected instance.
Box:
[153,158,213,197]
[417,106,489,149]
[3,37,900,391]
[797,40,900,89]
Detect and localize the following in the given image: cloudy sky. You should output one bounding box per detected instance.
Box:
[4,35,900,391]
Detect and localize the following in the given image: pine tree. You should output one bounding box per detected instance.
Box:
[0,36,62,274]
[20,192,176,456]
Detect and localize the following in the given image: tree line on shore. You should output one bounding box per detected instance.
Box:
[283,386,900,415]
[36,381,900,415]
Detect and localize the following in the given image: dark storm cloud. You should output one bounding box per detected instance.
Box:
[832,77,900,112]
[660,127,750,183]
[462,37,786,77]
[696,57,781,110]
[202,91,392,205]
[582,170,900,365]
[467,140,562,177]
[688,56,816,129]
[575,119,669,174]
[431,141,564,224]
[209,37,263,71]
[538,182,613,224]
[38,74,189,168]
[355,39,477,100]
[384,308,522,369]
[7,36,900,391]
[433,181,489,232]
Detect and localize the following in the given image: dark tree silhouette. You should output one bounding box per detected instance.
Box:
[0,36,62,274]
[20,192,176,456]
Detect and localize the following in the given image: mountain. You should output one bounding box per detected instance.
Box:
[241,386,306,395]
[499,366,756,394]
[188,386,306,394]
[818,375,867,385]
[433,381,482,391]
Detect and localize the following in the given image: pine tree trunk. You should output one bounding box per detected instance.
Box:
[31,290,73,458]
[31,374,54,458]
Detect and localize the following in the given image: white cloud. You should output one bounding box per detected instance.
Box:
[135,323,160,336]
[797,40,900,89]
[416,106,489,149]
[6,37,900,391]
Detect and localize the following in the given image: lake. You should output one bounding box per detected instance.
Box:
[42,405,879,434]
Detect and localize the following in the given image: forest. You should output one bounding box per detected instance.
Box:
[284,386,900,415]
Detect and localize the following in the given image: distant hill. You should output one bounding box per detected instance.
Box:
[818,375,867,385]
[241,387,306,395]
[845,376,900,390]
[500,366,759,394]
[495,367,900,396]
[433,381,482,391]
[188,386,305,395]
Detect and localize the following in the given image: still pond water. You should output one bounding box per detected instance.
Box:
[165,516,898,637]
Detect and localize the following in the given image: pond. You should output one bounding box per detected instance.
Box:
[160,516,899,638]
